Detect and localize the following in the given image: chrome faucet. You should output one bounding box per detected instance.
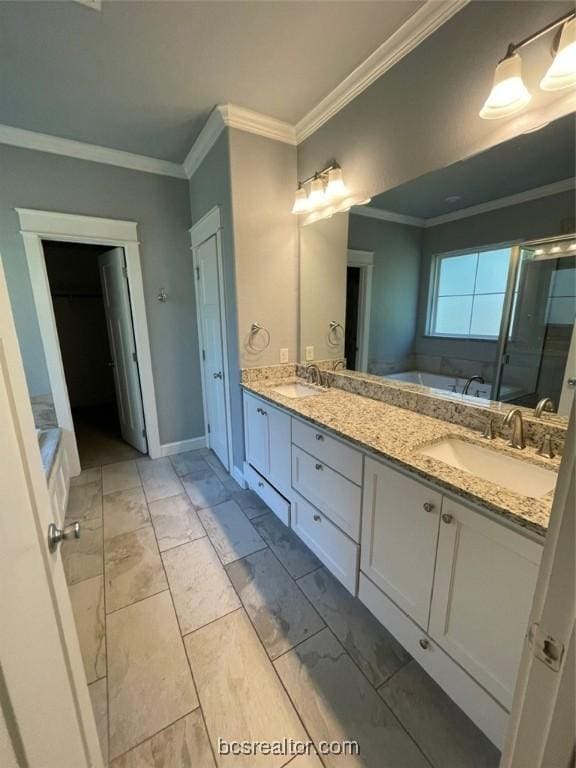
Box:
[304,363,322,386]
[534,397,555,418]
[503,409,526,450]
[333,360,345,371]
[463,375,485,395]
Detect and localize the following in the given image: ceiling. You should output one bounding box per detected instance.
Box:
[368,113,576,220]
[0,0,424,162]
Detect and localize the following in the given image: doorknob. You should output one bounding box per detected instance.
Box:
[107,361,115,368]
[48,521,81,553]
[213,371,223,379]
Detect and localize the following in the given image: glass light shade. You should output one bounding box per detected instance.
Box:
[540,18,576,91]
[308,177,325,208]
[325,167,348,199]
[479,54,531,119]
[291,187,309,215]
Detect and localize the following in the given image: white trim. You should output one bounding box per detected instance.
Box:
[0,124,185,179]
[160,436,207,457]
[190,206,234,474]
[295,0,469,142]
[183,108,227,179]
[424,178,576,228]
[351,206,425,227]
[74,0,102,9]
[347,249,374,372]
[231,465,246,489]
[17,209,162,473]
[219,104,296,146]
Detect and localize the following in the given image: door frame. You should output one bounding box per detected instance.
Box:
[17,208,161,474]
[189,206,233,473]
[347,249,373,372]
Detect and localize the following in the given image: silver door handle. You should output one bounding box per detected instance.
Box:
[213,372,223,379]
[567,378,576,388]
[107,361,115,368]
[48,521,80,553]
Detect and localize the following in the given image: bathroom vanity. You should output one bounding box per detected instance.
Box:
[242,383,556,750]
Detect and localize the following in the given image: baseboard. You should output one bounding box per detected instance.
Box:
[232,464,246,488]
[160,435,206,457]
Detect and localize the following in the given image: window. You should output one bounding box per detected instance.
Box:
[428,247,512,339]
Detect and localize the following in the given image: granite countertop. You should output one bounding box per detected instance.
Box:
[243,378,560,538]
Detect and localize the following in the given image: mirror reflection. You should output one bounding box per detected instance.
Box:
[301,114,576,419]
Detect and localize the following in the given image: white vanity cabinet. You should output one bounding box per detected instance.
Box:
[361,458,442,628]
[429,497,542,711]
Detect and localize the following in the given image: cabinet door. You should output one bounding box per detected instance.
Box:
[361,458,442,628]
[429,498,543,710]
[267,404,291,499]
[244,393,269,476]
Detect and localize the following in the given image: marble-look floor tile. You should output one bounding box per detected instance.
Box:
[71,467,102,489]
[170,450,211,477]
[107,591,198,760]
[62,517,103,585]
[181,468,229,510]
[379,661,500,768]
[103,487,150,540]
[89,677,109,765]
[149,493,205,552]
[298,567,410,687]
[102,460,142,495]
[185,610,308,768]
[274,629,430,768]
[110,710,216,768]
[197,500,266,565]
[162,537,240,635]
[203,451,230,482]
[137,457,182,503]
[104,525,168,613]
[68,575,106,683]
[231,489,270,520]
[226,548,324,659]
[253,512,321,579]
[65,481,102,524]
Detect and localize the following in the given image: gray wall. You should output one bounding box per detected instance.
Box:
[0,143,202,445]
[348,214,422,372]
[297,2,574,200]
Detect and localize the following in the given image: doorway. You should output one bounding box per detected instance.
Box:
[346,249,374,372]
[43,241,147,468]
[345,266,361,370]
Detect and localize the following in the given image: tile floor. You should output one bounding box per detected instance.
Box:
[63,448,500,767]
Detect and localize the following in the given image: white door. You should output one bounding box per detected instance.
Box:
[361,458,442,628]
[558,320,576,417]
[0,257,103,768]
[429,497,543,710]
[195,235,228,468]
[99,248,147,454]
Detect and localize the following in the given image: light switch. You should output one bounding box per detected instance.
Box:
[305,346,314,361]
[280,348,289,363]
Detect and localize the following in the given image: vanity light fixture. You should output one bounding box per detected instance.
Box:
[480,10,576,120]
[291,162,370,224]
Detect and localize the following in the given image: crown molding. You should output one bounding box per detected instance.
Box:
[182,108,227,179]
[219,104,296,146]
[0,124,186,179]
[295,0,469,143]
[351,205,425,227]
[424,178,576,228]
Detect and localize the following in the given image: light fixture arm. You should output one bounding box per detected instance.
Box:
[297,163,339,189]
[504,10,575,60]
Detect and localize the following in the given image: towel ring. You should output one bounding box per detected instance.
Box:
[249,322,270,350]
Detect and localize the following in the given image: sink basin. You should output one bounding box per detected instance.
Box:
[418,438,557,499]
[270,382,324,399]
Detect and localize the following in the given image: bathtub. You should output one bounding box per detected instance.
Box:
[383,370,518,400]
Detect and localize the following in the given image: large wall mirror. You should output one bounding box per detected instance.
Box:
[299,113,576,419]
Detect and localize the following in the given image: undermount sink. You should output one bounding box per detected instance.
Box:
[418,437,557,499]
[270,382,325,399]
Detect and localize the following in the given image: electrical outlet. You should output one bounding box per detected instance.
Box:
[305,346,314,361]
[280,348,289,363]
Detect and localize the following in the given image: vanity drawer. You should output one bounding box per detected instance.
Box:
[292,419,362,484]
[292,445,361,541]
[291,492,358,595]
[245,463,290,526]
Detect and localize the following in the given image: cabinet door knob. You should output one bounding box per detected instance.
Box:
[315,463,323,471]
[256,407,262,414]
[423,502,435,513]
[258,481,264,488]
[442,513,454,524]
[313,514,321,522]
[419,638,430,650]
[315,433,324,441]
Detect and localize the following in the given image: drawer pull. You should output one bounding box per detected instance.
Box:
[315,463,323,471]
[313,514,321,522]
[442,513,454,524]
[258,481,264,488]
[256,407,262,414]
[315,433,324,441]
[423,502,435,513]
[419,638,430,650]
